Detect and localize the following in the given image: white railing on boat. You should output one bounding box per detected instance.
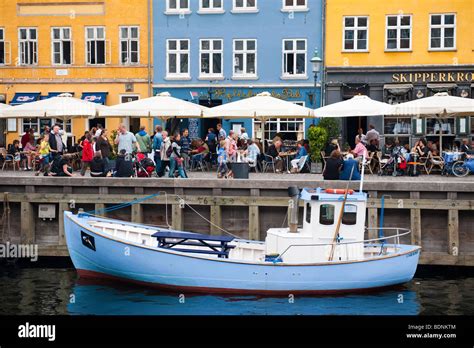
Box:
[276,228,412,261]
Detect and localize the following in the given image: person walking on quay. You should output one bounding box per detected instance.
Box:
[205,127,217,154]
[152,126,163,176]
[169,133,187,178]
[365,124,380,146]
[355,128,367,145]
[217,123,226,140]
[179,128,191,170]
[36,133,51,176]
[49,124,66,160]
[96,129,112,170]
[95,124,104,137]
[135,126,152,155]
[115,124,140,155]
[158,131,171,177]
[217,140,229,179]
[80,133,94,176]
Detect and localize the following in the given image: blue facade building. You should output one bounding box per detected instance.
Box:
[153,0,323,141]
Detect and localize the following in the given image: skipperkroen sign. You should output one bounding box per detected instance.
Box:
[392,71,473,83]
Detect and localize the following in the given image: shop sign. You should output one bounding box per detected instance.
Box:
[392,72,473,83]
[213,88,302,102]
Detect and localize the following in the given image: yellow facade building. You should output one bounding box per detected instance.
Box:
[324,0,474,147]
[0,0,153,146]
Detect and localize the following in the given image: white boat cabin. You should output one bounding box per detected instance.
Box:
[265,188,367,263]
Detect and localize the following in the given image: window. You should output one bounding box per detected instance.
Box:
[120,26,139,65]
[343,16,369,51]
[384,117,411,135]
[86,27,106,65]
[199,39,223,78]
[18,28,38,65]
[51,28,72,65]
[54,119,72,134]
[254,117,305,142]
[426,118,455,135]
[319,204,335,225]
[342,204,357,225]
[282,0,307,11]
[22,118,53,135]
[305,203,312,224]
[200,0,223,12]
[430,14,456,50]
[167,39,190,78]
[386,15,412,51]
[282,39,306,77]
[166,0,190,13]
[233,0,257,12]
[0,28,5,65]
[233,39,257,78]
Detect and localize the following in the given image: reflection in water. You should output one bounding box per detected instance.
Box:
[1,268,473,316]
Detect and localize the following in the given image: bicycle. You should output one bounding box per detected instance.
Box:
[452,154,474,177]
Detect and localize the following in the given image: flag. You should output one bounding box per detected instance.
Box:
[190,91,199,100]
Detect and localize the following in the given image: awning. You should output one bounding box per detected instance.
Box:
[427,83,457,92]
[81,92,108,105]
[10,92,41,106]
[384,84,413,96]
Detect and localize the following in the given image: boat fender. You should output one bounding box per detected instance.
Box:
[325,189,354,195]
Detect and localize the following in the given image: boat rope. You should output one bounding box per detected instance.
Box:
[82,193,161,216]
[174,194,240,239]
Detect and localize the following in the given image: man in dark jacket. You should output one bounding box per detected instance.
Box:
[49,124,66,159]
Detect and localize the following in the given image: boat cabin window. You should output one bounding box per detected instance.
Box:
[342,204,357,225]
[319,204,335,225]
[306,203,312,224]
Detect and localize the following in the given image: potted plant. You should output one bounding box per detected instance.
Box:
[307,125,328,174]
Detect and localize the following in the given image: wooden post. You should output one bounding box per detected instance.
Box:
[172,203,184,231]
[410,192,422,246]
[368,191,378,240]
[20,202,35,244]
[58,202,69,246]
[95,203,106,217]
[131,204,143,224]
[447,192,459,256]
[210,204,222,236]
[249,205,259,241]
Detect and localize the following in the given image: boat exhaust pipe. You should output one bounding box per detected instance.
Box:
[288,186,300,233]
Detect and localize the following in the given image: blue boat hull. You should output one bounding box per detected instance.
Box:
[64,212,421,295]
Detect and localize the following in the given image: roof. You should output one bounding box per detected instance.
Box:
[300,188,367,202]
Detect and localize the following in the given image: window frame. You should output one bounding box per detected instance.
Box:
[0,28,5,65]
[199,38,224,79]
[385,14,412,52]
[165,0,191,15]
[85,26,107,65]
[319,204,335,226]
[18,27,38,66]
[166,39,191,79]
[51,27,72,66]
[281,0,308,12]
[429,13,456,51]
[233,38,257,79]
[281,38,307,79]
[199,0,225,14]
[253,115,305,142]
[119,26,140,65]
[342,16,369,52]
[232,0,258,13]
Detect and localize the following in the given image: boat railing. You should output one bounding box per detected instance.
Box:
[276,228,412,261]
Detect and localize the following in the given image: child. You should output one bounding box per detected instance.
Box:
[36,134,51,176]
[217,140,230,179]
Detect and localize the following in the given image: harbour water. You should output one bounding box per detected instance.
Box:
[0,265,472,316]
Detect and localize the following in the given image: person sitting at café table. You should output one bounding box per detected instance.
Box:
[382,140,393,158]
[460,138,472,154]
[23,139,38,171]
[412,138,429,158]
[242,139,260,166]
[267,139,284,173]
[340,154,362,181]
[7,140,22,169]
[325,139,340,157]
[351,137,368,160]
[366,139,379,153]
[323,150,343,180]
[290,140,308,174]
[190,139,210,168]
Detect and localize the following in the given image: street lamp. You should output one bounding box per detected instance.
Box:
[310,49,322,107]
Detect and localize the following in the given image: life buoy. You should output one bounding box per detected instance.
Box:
[325,189,354,195]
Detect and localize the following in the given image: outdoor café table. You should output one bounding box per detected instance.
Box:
[279,151,297,171]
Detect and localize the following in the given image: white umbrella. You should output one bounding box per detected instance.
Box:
[1,93,106,118]
[388,92,474,116]
[206,91,314,120]
[0,103,11,116]
[100,92,209,120]
[313,95,393,118]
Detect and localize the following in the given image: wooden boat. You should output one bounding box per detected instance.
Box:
[64,187,421,295]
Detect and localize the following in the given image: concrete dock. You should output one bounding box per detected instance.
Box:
[0,172,473,266]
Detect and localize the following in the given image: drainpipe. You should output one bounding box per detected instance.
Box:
[321,0,327,106]
[147,0,153,132]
